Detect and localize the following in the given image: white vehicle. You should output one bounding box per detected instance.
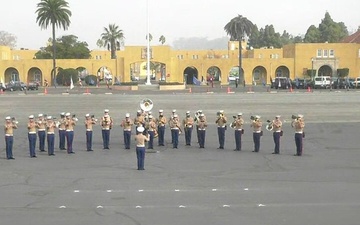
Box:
[314,76,331,89]
[353,77,360,88]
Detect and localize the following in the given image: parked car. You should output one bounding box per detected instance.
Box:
[348,78,356,88]
[6,81,25,91]
[291,78,313,89]
[27,81,39,90]
[353,77,360,88]
[271,77,292,89]
[313,76,331,89]
[0,83,5,91]
[332,78,347,89]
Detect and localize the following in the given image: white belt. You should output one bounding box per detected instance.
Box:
[102,128,110,130]
[66,130,73,132]
[186,125,193,128]
[5,134,13,136]
[198,128,206,130]
[86,129,92,131]
[236,129,242,131]
[159,125,165,127]
[254,131,261,133]
[136,145,145,147]
[47,132,55,134]
[295,131,303,134]
[275,130,281,133]
[59,128,65,130]
[28,132,36,134]
[171,128,179,130]
[218,126,226,128]
[38,129,46,131]
[124,129,131,131]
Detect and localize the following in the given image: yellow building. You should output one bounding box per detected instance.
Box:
[0,40,359,86]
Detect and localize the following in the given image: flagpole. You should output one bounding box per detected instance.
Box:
[145,0,151,85]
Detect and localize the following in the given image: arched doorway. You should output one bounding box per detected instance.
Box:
[76,67,89,80]
[97,66,113,82]
[318,65,333,77]
[184,67,198,84]
[27,67,42,85]
[130,61,166,82]
[4,67,19,83]
[207,66,221,82]
[275,66,290,78]
[252,66,267,85]
[229,66,244,84]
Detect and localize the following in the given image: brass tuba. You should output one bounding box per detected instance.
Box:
[140,98,153,112]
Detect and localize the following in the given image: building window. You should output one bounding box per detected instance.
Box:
[323,49,328,58]
[329,49,334,58]
[192,55,198,59]
[222,54,229,58]
[358,49,360,57]
[317,49,322,57]
[177,55,183,59]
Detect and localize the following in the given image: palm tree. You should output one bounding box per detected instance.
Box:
[100,24,125,59]
[224,15,254,84]
[146,33,153,42]
[159,35,166,45]
[36,0,72,86]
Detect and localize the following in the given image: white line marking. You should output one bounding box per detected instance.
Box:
[258,204,266,207]
[106,190,112,193]
[138,190,144,192]
[74,190,80,193]
[174,189,180,192]
[244,188,249,191]
[59,206,66,209]
[96,205,103,209]
[179,205,186,208]
[212,189,217,191]
[135,206,142,209]
[222,205,230,208]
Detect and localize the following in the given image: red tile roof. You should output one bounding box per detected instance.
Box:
[341,30,360,43]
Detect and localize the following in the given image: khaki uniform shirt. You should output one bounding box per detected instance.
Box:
[251,120,262,132]
[121,118,133,131]
[4,121,17,135]
[272,119,282,132]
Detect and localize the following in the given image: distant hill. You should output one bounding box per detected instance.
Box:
[172,37,229,50]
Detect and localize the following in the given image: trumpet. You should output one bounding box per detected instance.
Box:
[291,115,298,120]
[11,117,19,125]
[266,120,273,131]
[91,115,98,122]
[250,115,256,121]
[72,114,78,122]
[230,116,237,128]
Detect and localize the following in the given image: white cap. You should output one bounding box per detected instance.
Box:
[159,109,163,113]
[200,114,205,117]
[238,113,243,116]
[137,126,145,133]
[219,110,224,113]
[29,115,34,119]
[186,111,190,114]
[137,110,141,113]
[65,112,71,116]
[104,109,109,113]
[174,114,178,117]
[47,116,52,120]
[255,115,261,119]
[60,112,65,116]
[198,110,203,113]
[38,113,43,117]
[298,114,304,118]
[5,116,11,120]
[148,111,152,115]
[276,115,281,118]
[85,114,90,117]
[149,115,153,119]
[172,109,176,113]
[125,113,130,117]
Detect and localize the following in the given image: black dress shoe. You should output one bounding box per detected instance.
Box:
[294,154,299,156]
[31,155,37,158]
[252,150,256,152]
[8,157,15,160]
[69,152,75,154]
[87,149,93,151]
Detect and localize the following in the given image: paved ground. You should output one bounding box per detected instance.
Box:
[0,90,360,225]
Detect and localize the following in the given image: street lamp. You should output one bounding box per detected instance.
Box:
[145,0,151,85]
[311,57,314,80]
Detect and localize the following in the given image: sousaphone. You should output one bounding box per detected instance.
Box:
[140,98,153,112]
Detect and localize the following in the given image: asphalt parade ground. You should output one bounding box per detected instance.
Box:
[0,88,360,225]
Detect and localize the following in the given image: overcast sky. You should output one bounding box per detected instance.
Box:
[1,0,359,50]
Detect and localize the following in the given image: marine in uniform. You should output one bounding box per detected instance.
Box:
[251,115,263,152]
[272,115,283,154]
[58,112,67,150]
[135,126,149,170]
[46,116,57,156]
[291,114,305,156]
[84,114,97,151]
[134,110,145,131]
[4,116,17,159]
[27,115,37,158]
[183,111,194,146]
[157,110,167,146]
[169,114,181,149]
[197,114,207,148]
[146,115,157,149]
[215,110,227,149]
[37,113,46,152]
[120,113,133,149]
[232,113,244,151]
[101,109,113,149]
[169,109,177,144]
[65,112,76,154]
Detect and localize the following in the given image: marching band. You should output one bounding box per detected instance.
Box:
[2,101,306,160]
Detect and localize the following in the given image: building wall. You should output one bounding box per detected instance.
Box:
[0,42,359,85]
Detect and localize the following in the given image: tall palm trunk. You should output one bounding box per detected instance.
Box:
[52,23,56,87]
[238,39,243,84]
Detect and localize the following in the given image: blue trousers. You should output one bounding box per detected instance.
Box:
[217,127,226,148]
[59,130,66,149]
[102,129,110,149]
[171,129,179,148]
[28,133,37,157]
[136,146,145,170]
[234,130,242,150]
[86,131,93,151]
[47,134,55,155]
[295,133,303,156]
[185,127,193,145]
[5,136,14,159]
[38,130,46,151]
[253,132,261,152]
[66,131,74,153]
[198,130,206,148]
[158,126,165,146]
[148,131,154,149]
[273,132,281,153]
[123,130,131,149]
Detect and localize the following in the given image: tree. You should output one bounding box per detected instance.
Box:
[337,68,349,78]
[36,0,72,86]
[224,15,254,83]
[99,24,124,59]
[35,35,90,59]
[304,25,321,43]
[55,68,78,86]
[159,35,166,45]
[146,33,153,42]
[0,31,17,49]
